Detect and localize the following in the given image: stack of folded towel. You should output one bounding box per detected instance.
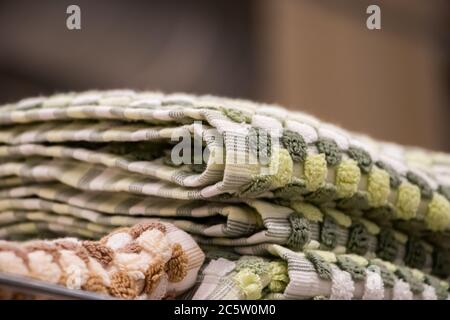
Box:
[0,90,449,299]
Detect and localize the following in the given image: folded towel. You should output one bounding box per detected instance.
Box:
[0,182,448,278]
[0,90,449,300]
[190,245,449,300]
[0,222,205,299]
[0,91,449,233]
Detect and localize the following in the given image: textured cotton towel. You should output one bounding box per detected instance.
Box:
[189,244,449,300]
[0,222,205,299]
[0,91,449,300]
[0,91,449,233]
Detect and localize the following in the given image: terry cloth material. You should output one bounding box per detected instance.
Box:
[0,91,449,299]
[0,183,446,278]
[0,91,449,233]
[189,244,449,300]
[0,222,205,299]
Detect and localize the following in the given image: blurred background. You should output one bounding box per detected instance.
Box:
[0,0,448,150]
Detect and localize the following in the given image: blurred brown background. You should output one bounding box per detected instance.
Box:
[0,0,449,151]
